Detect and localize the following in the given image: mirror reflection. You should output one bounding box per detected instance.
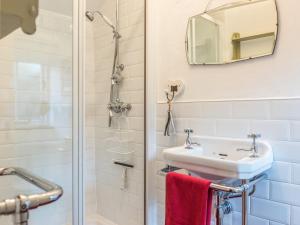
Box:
[186,0,278,65]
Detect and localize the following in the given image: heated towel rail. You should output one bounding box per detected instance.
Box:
[0,167,63,225]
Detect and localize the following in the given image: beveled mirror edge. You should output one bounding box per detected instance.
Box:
[185,0,279,65]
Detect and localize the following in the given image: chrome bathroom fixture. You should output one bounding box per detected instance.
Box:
[85,11,120,38]
[159,166,267,225]
[184,128,201,149]
[164,86,177,136]
[163,81,184,136]
[237,133,262,158]
[86,0,131,127]
[0,167,63,225]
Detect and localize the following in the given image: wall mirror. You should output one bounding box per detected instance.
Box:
[186,0,278,65]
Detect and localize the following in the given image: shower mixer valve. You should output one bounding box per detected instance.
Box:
[108,101,132,114]
[116,64,125,71]
[107,101,132,127]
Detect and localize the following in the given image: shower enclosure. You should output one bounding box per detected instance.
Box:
[0,0,145,224]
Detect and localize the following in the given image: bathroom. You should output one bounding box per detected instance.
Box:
[0,0,299,225]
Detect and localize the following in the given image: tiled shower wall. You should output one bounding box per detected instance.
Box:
[155,99,300,225]
[86,0,145,224]
[0,10,73,225]
[85,21,98,219]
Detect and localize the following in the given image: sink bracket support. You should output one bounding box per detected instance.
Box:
[158,166,267,225]
[241,179,249,225]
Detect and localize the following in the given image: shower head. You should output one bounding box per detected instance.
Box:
[85,11,95,21]
[85,11,117,33]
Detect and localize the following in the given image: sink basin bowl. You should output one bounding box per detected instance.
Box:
[162,136,273,180]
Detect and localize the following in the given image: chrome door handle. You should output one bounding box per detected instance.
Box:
[0,167,63,224]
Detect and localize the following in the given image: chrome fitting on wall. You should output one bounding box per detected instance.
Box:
[108,100,132,126]
[218,200,233,217]
[14,196,29,225]
[108,101,132,114]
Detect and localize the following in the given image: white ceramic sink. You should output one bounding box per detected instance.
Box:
[162,136,273,180]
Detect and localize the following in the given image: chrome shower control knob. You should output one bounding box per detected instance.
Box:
[184,129,196,149]
[184,129,194,134]
[247,133,261,158]
[117,64,125,71]
[121,103,132,112]
[247,133,261,139]
[111,73,123,85]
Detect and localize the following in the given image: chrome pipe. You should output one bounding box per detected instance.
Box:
[85,11,117,33]
[86,1,131,126]
[242,180,249,225]
[159,167,266,225]
[216,193,222,225]
[210,174,266,193]
[159,166,265,225]
[0,198,17,215]
[13,208,29,225]
[158,167,267,193]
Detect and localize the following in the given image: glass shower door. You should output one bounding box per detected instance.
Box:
[0,0,75,224]
[84,0,145,224]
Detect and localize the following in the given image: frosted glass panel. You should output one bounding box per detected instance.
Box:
[0,2,73,225]
[84,0,145,224]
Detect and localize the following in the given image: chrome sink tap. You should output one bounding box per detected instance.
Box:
[237,133,261,158]
[184,129,201,149]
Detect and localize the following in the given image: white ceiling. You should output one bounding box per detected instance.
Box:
[39,0,105,16]
[86,0,105,11]
[39,0,73,15]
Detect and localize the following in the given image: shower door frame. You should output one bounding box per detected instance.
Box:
[73,0,85,224]
[74,0,147,224]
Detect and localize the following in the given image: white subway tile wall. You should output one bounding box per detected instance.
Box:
[156,99,300,225]
[85,21,98,218]
[86,0,144,224]
[0,10,73,225]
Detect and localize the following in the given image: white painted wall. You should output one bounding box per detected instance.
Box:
[40,0,73,15]
[155,99,300,225]
[147,0,300,225]
[148,0,300,102]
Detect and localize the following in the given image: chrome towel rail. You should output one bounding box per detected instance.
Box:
[158,166,266,193]
[210,174,266,193]
[159,165,268,225]
[0,167,63,216]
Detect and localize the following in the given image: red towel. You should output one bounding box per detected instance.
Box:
[165,172,213,225]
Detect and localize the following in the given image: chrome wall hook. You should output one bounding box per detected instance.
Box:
[164,86,177,136]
